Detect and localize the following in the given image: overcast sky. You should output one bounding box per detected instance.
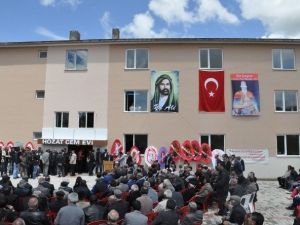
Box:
[0,0,299,42]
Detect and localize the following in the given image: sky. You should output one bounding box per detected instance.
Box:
[1,0,300,42]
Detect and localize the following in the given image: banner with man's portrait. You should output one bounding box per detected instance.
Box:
[231,73,260,116]
[150,70,179,112]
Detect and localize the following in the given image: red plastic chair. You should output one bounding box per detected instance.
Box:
[202,192,212,212]
[178,205,190,220]
[147,211,158,225]
[47,210,57,225]
[187,195,198,204]
[121,192,129,200]
[87,219,107,225]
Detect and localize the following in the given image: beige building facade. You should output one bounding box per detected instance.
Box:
[0,36,299,178]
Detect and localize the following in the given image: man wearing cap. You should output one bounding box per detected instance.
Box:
[105,189,129,220]
[55,192,85,225]
[222,195,246,225]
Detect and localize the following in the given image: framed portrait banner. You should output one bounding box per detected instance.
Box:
[150,70,179,112]
[231,73,260,116]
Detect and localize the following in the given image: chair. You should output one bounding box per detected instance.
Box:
[87,219,107,225]
[47,210,57,225]
[117,219,124,225]
[147,211,158,225]
[178,205,190,220]
[187,195,198,204]
[201,192,212,212]
[121,191,129,200]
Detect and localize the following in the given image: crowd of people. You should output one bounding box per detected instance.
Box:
[278,165,300,222]
[0,148,265,225]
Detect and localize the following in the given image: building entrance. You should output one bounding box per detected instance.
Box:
[68,145,93,173]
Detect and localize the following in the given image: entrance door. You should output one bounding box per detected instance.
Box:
[68,145,93,173]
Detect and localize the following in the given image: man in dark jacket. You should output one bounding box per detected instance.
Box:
[214,161,230,216]
[20,196,50,225]
[105,189,129,219]
[49,191,67,213]
[222,195,246,225]
[88,150,95,176]
[83,195,104,223]
[153,199,179,225]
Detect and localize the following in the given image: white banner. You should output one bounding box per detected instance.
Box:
[225,149,269,164]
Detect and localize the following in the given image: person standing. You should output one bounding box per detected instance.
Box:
[94,148,102,174]
[41,150,50,177]
[214,161,230,216]
[11,148,21,179]
[88,150,95,176]
[69,150,77,176]
[56,151,64,177]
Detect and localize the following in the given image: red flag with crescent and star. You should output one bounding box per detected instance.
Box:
[199,70,225,112]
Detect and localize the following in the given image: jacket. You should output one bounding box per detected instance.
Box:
[20,209,50,225]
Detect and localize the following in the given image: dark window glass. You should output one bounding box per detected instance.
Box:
[125,134,133,153]
[210,49,222,69]
[200,135,209,144]
[136,49,148,68]
[277,135,285,155]
[125,91,134,111]
[211,135,225,150]
[56,112,62,127]
[200,49,208,68]
[287,135,299,155]
[62,112,69,127]
[135,135,148,154]
[87,112,94,128]
[79,112,86,128]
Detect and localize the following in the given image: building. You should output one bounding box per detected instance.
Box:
[0,30,299,178]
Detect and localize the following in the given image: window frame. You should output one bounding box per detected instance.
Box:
[199,48,223,70]
[277,134,300,156]
[65,49,88,71]
[124,134,148,154]
[125,48,149,69]
[78,112,94,128]
[33,132,42,140]
[124,90,148,112]
[35,90,45,99]
[38,50,48,59]
[55,112,69,128]
[200,134,225,151]
[272,49,296,70]
[274,90,298,112]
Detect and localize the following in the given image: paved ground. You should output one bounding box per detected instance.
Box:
[9,176,295,225]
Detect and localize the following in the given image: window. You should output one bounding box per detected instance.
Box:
[39,50,47,59]
[55,112,69,128]
[200,134,225,150]
[199,48,223,69]
[65,49,88,70]
[125,48,148,69]
[124,134,148,154]
[35,90,45,99]
[33,132,42,140]
[272,49,295,70]
[275,90,298,112]
[78,112,94,128]
[277,135,300,155]
[125,90,147,112]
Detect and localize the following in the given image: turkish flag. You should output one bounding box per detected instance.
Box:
[199,70,225,112]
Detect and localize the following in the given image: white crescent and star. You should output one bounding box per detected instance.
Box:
[204,77,219,97]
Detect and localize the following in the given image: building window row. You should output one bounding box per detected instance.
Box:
[124,90,298,112]
[123,133,300,156]
[62,48,296,71]
[55,111,94,128]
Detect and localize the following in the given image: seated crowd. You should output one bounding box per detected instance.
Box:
[0,154,264,225]
[279,165,300,222]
